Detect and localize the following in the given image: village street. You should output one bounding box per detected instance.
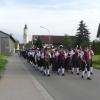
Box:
[0,54,100,100]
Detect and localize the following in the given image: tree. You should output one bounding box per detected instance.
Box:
[92,40,100,54]
[75,20,90,47]
[24,41,32,49]
[63,34,75,48]
[35,36,43,48]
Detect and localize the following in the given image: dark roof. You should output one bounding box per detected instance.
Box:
[9,35,16,43]
[33,35,63,43]
[0,30,16,43]
[97,23,100,37]
[32,35,75,45]
[51,36,64,44]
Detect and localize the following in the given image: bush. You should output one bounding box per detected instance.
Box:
[0,55,8,78]
[92,41,100,55]
[93,55,100,69]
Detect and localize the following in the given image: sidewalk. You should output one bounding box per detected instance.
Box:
[0,54,54,100]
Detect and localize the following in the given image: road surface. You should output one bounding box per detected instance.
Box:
[0,54,100,100]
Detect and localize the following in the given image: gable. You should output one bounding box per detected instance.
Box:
[0,31,16,43]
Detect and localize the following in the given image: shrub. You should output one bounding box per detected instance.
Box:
[0,55,8,78]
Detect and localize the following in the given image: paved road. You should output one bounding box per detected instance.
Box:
[0,54,54,100]
[25,56,100,100]
[0,54,100,100]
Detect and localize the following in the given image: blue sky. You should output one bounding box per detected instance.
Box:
[0,0,100,42]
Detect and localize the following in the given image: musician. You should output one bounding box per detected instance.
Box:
[88,46,94,75]
[44,47,51,76]
[58,45,65,76]
[82,47,92,80]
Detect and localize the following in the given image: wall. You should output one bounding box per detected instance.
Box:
[9,38,15,53]
[0,32,9,54]
[0,31,15,54]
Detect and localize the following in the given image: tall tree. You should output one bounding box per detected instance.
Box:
[76,20,90,47]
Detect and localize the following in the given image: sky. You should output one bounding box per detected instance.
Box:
[0,0,100,43]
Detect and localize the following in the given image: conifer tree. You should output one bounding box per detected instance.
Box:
[76,20,90,47]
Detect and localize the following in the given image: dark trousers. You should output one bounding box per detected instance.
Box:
[72,60,79,68]
[37,59,41,67]
[82,60,90,71]
[65,57,72,70]
[58,60,65,69]
[40,58,45,67]
[52,58,58,71]
[44,61,50,69]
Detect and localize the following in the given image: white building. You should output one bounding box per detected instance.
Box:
[23,24,29,44]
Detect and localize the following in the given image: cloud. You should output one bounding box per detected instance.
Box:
[1,0,100,10]
[0,0,100,42]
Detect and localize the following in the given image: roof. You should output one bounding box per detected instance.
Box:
[97,23,100,37]
[32,35,75,45]
[0,30,16,43]
[32,35,64,44]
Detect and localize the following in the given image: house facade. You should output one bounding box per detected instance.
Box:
[32,35,64,45]
[0,31,16,54]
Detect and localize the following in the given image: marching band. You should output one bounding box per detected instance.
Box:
[19,45,94,80]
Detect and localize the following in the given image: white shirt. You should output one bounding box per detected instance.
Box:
[55,51,59,57]
[79,51,84,60]
[32,51,35,57]
[41,52,44,59]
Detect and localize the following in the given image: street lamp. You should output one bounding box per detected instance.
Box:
[40,26,51,47]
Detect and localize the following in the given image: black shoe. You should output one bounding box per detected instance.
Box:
[47,74,50,77]
[81,75,84,79]
[62,74,65,76]
[90,72,93,75]
[87,77,92,80]
[77,73,80,75]
[71,72,73,74]
[85,71,87,74]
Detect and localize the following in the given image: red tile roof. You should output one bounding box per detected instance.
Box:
[32,35,64,44]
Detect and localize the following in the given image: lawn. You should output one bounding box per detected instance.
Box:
[93,55,100,69]
[0,55,8,78]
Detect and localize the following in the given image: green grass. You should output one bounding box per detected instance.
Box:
[93,55,100,69]
[0,55,8,78]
